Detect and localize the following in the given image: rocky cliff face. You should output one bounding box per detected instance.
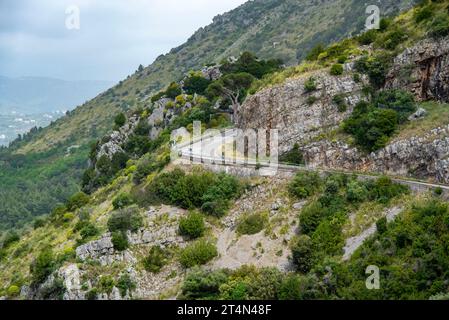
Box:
[302,125,449,183]
[238,37,449,183]
[237,69,367,153]
[385,35,449,102]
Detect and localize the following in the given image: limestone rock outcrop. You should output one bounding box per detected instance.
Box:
[385,35,449,102]
[237,71,367,153]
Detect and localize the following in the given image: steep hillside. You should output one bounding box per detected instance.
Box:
[5,0,449,301]
[0,0,416,231]
[14,0,415,154]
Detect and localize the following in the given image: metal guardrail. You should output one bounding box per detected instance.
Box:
[179,151,449,192]
[176,129,449,192]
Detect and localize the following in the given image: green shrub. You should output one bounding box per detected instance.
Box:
[278,274,320,300]
[183,74,211,95]
[151,91,165,102]
[373,89,416,123]
[30,248,56,283]
[288,171,321,199]
[279,143,304,165]
[201,200,229,217]
[86,288,98,300]
[148,169,241,214]
[112,193,134,210]
[80,223,99,240]
[245,267,283,300]
[305,44,325,61]
[429,13,449,38]
[306,96,318,105]
[381,28,407,50]
[434,187,444,196]
[332,94,347,112]
[33,218,46,229]
[66,192,89,212]
[354,53,392,88]
[330,64,344,76]
[98,276,115,294]
[358,29,378,45]
[179,240,218,268]
[376,217,388,234]
[107,206,143,233]
[343,107,399,152]
[179,212,205,239]
[368,176,409,203]
[1,231,20,249]
[40,277,65,300]
[7,285,20,297]
[182,267,228,300]
[111,231,129,251]
[415,5,434,23]
[304,77,317,92]
[237,213,268,235]
[337,55,348,64]
[346,180,369,203]
[165,82,182,99]
[299,202,326,235]
[143,246,169,273]
[291,235,313,273]
[116,274,136,297]
[114,112,126,127]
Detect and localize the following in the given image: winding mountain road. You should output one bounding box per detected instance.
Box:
[174,129,449,194]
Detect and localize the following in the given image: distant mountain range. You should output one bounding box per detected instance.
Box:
[0,76,114,114]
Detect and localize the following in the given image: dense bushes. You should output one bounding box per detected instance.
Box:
[237,212,268,235]
[183,74,211,96]
[179,239,218,268]
[237,213,268,235]
[354,53,392,88]
[291,235,313,273]
[357,29,378,45]
[143,246,170,273]
[147,168,242,216]
[429,13,449,38]
[107,206,143,251]
[116,274,136,297]
[111,231,129,251]
[66,192,89,212]
[220,51,283,79]
[107,206,143,233]
[288,172,409,276]
[342,90,416,152]
[330,64,344,76]
[112,193,134,210]
[336,199,449,299]
[181,266,288,300]
[1,231,20,249]
[332,94,347,112]
[30,249,56,283]
[344,107,398,152]
[373,90,416,123]
[165,82,183,99]
[288,171,321,199]
[181,267,229,299]
[304,77,317,92]
[179,212,205,239]
[114,112,126,127]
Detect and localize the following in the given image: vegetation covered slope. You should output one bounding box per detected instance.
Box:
[3,0,449,300]
[0,0,416,231]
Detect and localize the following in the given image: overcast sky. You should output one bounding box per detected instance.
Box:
[0,0,247,82]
